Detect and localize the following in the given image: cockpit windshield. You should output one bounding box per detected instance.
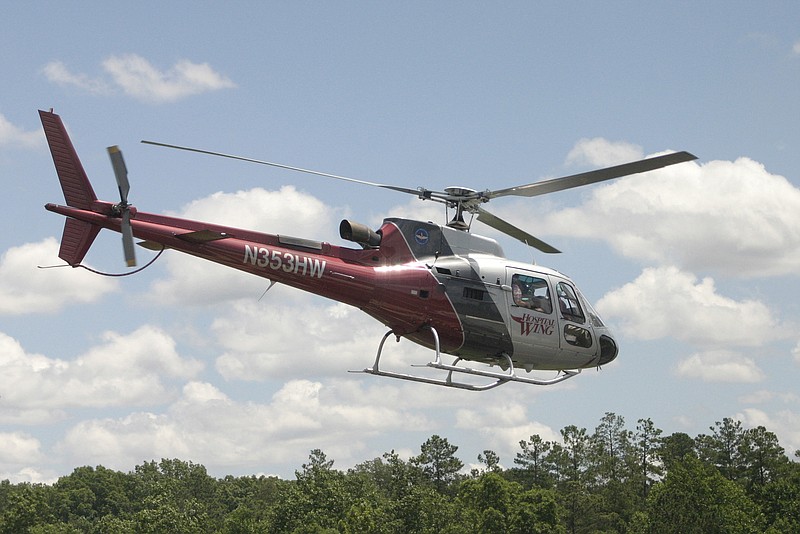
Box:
[576,286,605,328]
[556,282,585,324]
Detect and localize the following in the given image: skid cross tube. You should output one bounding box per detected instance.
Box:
[351,326,582,391]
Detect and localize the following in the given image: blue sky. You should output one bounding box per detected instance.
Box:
[1,2,799,482]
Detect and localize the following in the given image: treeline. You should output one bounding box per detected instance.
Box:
[1,413,798,533]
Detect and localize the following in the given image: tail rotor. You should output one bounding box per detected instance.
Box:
[107,145,137,267]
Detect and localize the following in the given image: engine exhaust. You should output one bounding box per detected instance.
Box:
[340,219,381,248]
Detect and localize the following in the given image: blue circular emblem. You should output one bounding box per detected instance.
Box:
[414,228,429,245]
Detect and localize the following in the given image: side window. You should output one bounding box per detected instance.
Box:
[511,274,552,314]
[556,282,585,324]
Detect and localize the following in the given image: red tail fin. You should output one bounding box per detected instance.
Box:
[40,110,97,208]
[40,110,101,265]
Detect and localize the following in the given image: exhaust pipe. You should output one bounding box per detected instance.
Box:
[340,219,381,248]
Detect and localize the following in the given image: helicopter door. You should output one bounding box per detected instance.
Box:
[505,269,560,365]
[552,278,597,363]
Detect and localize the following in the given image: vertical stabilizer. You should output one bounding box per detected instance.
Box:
[39,110,97,209]
[40,110,101,266]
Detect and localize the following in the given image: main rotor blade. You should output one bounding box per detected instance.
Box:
[476,207,560,253]
[489,151,697,199]
[142,140,427,198]
[107,145,130,204]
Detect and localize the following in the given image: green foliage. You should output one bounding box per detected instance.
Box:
[646,455,764,533]
[0,417,798,533]
[412,434,464,494]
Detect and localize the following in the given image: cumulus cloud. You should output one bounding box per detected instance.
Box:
[675,350,765,383]
[738,389,800,405]
[102,54,236,102]
[456,402,559,459]
[41,60,110,95]
[0,238,117,315]
[793,40,800,56]
[566,138,644,167]
[0,112,43,148]
[0,432,52,483]
[57,379,433,472]
[213,299,390,380]
[794,340,800,364]
[42,54,235,103]
[528,144,800,277]
[596,266,780,347]
[0,326,202,422]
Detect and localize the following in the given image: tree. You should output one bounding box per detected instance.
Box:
[660,431,695,470]
[459,472,519,532]
[477,450,502,474]
[695,418,746,482]
[514,434,554,489]
[590,412,632,485]
[646,455,763,533]
[546,425,594,534]
[0,483,51,534]
[271,449,351,531]
[412,435,464,494]
[589,413,638,533]
[52,465,134,522]
[631,417,663,499]
[757,462,800,532]
[738,425,788,491]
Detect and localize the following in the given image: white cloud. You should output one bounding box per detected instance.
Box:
[41,60,110,95]
[103,54,236,103]
[57,379,433,472]
[566,138,644,167]
[0,326,202,421]
[0,238,117,315]
[213,298,389,380]
[675,350,765,383]
[596,266,780,347]
[0,432,53,484]
[793,340,800,364]
[530,149,800,277]
[738,389,800,405]
[793,40,800,56]
[0,113,43,148]
[456,402,559,460]
[42,54,235,103]
[0,432,44,465]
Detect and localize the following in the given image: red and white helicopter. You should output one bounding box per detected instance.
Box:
[41,110,695,390]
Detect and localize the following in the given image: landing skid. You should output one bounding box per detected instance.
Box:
[351,326,581,391]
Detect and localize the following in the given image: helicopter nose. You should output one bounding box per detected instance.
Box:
[598,335,618,365]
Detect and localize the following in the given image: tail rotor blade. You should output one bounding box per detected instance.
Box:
[107,145,130,204]
[121,210,137,267]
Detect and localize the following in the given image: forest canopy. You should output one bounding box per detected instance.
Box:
[1,413,798,533]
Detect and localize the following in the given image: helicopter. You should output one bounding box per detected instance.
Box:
[40,110,696,391]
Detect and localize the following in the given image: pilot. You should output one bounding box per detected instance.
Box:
[512,280,527,307]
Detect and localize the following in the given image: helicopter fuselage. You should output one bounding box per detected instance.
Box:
[46,200,618,373]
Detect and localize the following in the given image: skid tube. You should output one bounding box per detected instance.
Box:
[351,326,581,391]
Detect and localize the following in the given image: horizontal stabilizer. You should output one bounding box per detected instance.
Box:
[59,218,101,266]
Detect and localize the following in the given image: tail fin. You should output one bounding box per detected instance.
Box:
[40,110,101,265]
